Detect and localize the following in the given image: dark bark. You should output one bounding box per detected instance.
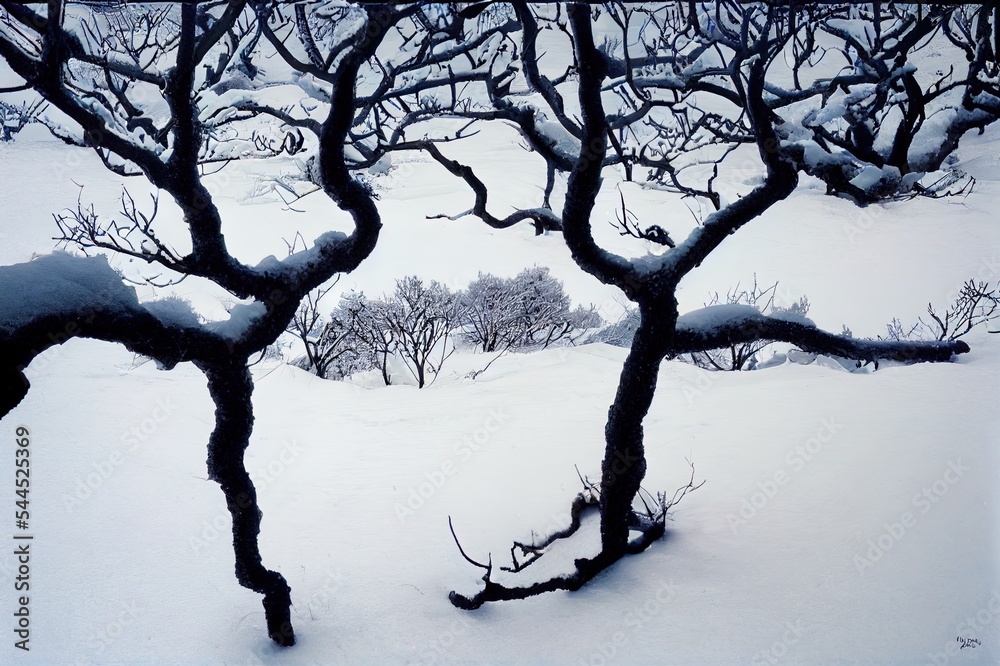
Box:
[445,1,982,615]
[673,311,970,363]
[418,141,563,232]
[298,6,390,286]
[0,300,228,385]
[446,4,691,590]
[0,298,298,646]
[512,1,580,139]
[200,360,294,647]
[0,1,392,649]
[670,46,800,280]
[449,566,587,610]
[452,8,686,602]
[561,4,638,295]
[595,308,670,557]
[0,366,29,416]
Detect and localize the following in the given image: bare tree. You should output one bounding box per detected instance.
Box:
[777,3,998,202]
[341,290,397,386]
[430,2,979,609]
[458,272,523,353]
[0,0,478,646]
[922,279,1000,341]
[0,98,43,141]
[510,266,579,348]
[386,276,459,388]
[287,282,369,380]
[1,0,994,645]
[459,267,603,353]
[344,277,458,388]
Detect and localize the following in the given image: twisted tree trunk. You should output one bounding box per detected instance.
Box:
[200,360,294,646]
[596,304,673,560]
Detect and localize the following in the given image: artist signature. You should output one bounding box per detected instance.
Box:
[957,636,981,650]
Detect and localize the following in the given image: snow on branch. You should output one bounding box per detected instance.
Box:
[674,304,969,364]
[0,253,231,399]
[0,253,141,334]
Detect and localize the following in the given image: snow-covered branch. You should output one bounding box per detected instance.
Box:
[673,304,970,363]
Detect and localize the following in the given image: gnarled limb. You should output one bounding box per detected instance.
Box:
[449,460,703,610]
[594,306,674,558]
[673,306,970,364]
[561,4,640,297]
[0,252,295,642]
[200,360,294,647]
[0,254,226,382]
[419,141,563,233]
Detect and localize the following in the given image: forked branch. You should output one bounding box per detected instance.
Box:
[613,189,675,247]
[420,141,563,234]
[448,461,703,610]
[53,187,186,274]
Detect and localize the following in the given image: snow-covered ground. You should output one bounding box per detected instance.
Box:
[1,116,999,666]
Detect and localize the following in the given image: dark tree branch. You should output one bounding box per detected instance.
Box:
[0,255,232,409]
[192,0,248,64]
[561,4,637,295]
[0,4,412,646]
[449,459,703,610]
[668,50,799,280]
[613,188,676,247]
[502,469,599,573]
[512,0,580,139]
[292,5,391,291]
[419,141,563,233]
[672,307,970,363]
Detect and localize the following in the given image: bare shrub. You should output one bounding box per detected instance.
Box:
[343,277,459,388]
[0,100,44,142]
[884,279,1000,342]
[458,267,603,352]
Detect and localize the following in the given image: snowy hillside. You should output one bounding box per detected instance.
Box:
[0,111,998,666]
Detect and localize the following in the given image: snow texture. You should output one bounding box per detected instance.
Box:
[0,16,998,665]
[206,301,267,340]
[0,252,138,333]
[676,303,764,333]
[142,296,202,329]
